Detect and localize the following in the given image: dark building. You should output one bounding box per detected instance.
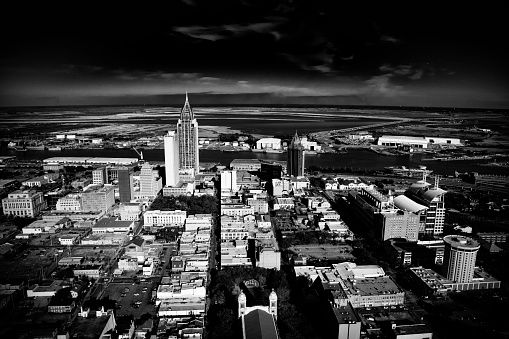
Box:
[117,166,133,203]
[260,161,283,180]
[287,132,305,177]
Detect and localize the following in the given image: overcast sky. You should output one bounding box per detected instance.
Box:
[1,2,507,108]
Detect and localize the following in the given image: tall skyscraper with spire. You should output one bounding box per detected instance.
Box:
[287,131,305,177]
[176,93,199,174]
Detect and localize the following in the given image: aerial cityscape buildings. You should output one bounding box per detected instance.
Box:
[0,95,506,339]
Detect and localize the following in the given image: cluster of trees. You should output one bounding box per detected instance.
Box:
[149,195,218,215]
[0,214,37,230]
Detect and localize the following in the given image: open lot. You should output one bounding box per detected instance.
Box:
[289,244,355,261]
[71,246,118,258]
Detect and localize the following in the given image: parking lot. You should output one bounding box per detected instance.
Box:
[101,278,157,319]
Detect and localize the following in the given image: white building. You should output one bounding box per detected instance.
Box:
[377,135,429,149]
[59,234,80,245]
[164,131,180,187]
[256,138,282,150]
[221,205,254,217]
[118,202,142,221]
[56,194,82,211]
[143,210,187,227]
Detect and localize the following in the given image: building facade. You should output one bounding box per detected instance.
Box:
[176,93,199,174]
[287,132,305,177]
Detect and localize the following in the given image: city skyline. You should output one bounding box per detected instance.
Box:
[0,3,508,108]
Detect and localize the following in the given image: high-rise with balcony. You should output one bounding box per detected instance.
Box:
[443,235,480,283]
[176,93,199,175]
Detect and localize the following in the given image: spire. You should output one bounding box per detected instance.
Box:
[180,92,194,120]
[291,130,301,147]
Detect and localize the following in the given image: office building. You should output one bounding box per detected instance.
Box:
[443,235,480,283]
[164,131,180,187]
[139,162,162,199]
[81,186,115,212]
[287,132,305,177]
[176,93,199,174]
[2,190,47,217]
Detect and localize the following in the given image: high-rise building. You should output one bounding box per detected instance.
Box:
[139,162,162,199]
[287,131,305,177]
[176,93,199,174]
[164,131,179,187]
[405,179,446,235]
[443,235,480,283]
[117,167,134,203]
[220,170,238,192]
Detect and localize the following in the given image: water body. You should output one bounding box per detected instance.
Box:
[1,148,507,176]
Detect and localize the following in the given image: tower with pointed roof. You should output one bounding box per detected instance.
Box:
[176,92,199,174]
[287,131,305,177]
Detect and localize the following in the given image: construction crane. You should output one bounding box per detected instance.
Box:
[132,147,144,163]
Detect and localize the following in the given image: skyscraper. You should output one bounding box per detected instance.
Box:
[176,93,199,174]
[117,166,133,203]
[164,131,179,187]
[287,131,305,177]
[443,235,480,283]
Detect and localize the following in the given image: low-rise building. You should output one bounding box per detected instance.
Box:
[91,218,134,234]
[144,210,187,228]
